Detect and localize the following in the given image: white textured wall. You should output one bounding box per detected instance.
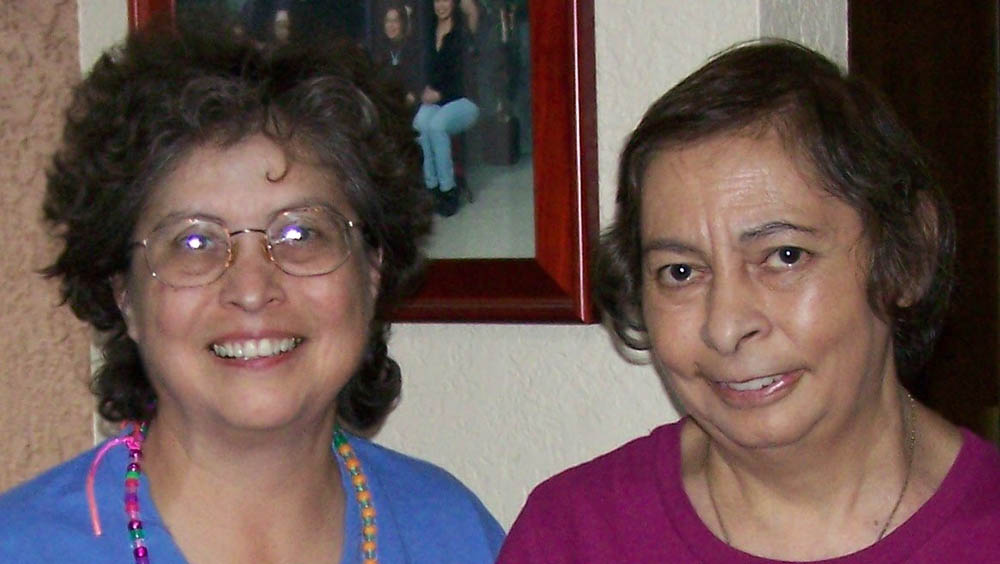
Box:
[761,0,847,66]
[77,0,845,529]
[77,1,127,72]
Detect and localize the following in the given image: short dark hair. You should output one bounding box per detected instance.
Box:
[42,14,432,430]
[594,39,955,378]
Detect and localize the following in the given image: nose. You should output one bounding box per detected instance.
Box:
[700,268,770,355]
[217,232,286,312]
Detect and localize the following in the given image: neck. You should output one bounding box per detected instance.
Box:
[141,409,345,562]
[692,380,915,559]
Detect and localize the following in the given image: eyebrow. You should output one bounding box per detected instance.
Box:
[642,238,704,261]
[147,199,342,232]
[739,221,818,242]
[642,220,818,257]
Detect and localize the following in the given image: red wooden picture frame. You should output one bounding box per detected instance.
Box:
[128,0,597,323]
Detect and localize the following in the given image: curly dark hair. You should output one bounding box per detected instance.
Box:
[594,39,955,379]
[42,13,432,431]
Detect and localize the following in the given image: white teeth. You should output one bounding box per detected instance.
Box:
[724,375,780,392]
[211,338,301,360]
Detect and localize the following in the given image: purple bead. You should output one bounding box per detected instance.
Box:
[127,463,140,472]
[134,546,148,557]
[124,492,139,504]
[128,519,143,531]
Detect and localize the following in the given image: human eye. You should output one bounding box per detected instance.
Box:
[763,246,809,270]
[271,209,343,248]
[655,263,700,287]
[167,222,223,254]
[275,222,318,245]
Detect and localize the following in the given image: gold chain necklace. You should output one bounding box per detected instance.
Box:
[705,393,918,546]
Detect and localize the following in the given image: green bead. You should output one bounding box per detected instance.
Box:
[125,471,141,480]
[129,528,146,540]
[333,428,347,447]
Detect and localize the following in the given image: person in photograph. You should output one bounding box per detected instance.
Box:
[0,15,503,563]
[497,40,1000,562]
[374,1,423,109]
[413,0,480,217]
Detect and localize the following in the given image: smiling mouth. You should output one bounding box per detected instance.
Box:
[211,337,302,360]
[720,374,784,391]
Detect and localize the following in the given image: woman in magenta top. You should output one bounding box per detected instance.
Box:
[498,40,1000,563]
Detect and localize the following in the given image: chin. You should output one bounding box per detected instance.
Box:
[693,402,823,451]
[213,393,333,433]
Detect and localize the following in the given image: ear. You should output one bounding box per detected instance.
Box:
[897,193,940,308]
[366,247,384,304]
[111,274,141,343]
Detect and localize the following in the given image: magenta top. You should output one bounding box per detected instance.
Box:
[497,419,1000,563]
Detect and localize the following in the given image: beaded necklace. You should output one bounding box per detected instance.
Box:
[86,424,377,563]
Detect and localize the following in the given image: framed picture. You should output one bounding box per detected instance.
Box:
[128,0,597,323]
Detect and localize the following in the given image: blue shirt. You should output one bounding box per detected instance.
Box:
[0,430,503,563]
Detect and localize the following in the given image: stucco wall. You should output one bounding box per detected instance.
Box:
[0,0,93,491]
[6,0,846,528]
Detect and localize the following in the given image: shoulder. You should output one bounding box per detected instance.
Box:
[497,422,684,563]
[349,436,504,561]
[900,429,1000,559]
[947,429,1000,520]
[0,444,118,561]
[0,446,95,523]
[528,421,681,506]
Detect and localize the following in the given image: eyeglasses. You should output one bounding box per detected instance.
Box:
[131,206,361,288]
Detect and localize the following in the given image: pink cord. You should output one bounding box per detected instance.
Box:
[86,426,143,537]
[86,436,126,536]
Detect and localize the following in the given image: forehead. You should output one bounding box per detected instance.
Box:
[138,135,351,231]
[639,132,862,241]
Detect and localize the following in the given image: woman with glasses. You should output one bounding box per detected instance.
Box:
[0,16,502,564]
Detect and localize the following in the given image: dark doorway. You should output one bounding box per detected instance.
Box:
[849,1,999,441]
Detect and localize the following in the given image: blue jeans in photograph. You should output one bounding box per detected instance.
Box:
[413,98,479,192]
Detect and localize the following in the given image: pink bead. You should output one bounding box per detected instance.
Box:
[128,519,143,531]
[125,501,139,513]
[125,478,140,491]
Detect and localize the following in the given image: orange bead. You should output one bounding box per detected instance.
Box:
[346,459,360,471]
[364,559,377,564]
[338,444,352,456]
[352,474,367,487]
[362,540,376,553]
[363,524,377,537]
[356,491,371,503]
[362,506,376,519]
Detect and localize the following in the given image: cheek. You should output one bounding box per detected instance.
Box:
[642,288,702,372]
[308,261,378,326]
[137,287,209,345]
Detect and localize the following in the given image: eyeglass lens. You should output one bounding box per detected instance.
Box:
[142,207,353,287]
